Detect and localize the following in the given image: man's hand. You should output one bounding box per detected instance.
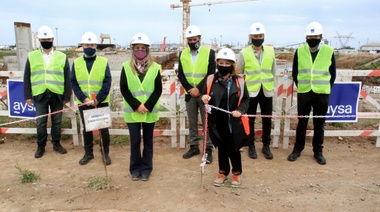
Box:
[188,88,200,97]
[83,98,92,106]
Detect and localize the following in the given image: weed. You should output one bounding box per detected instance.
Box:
[15,164,41,184]
[86,176,111,190]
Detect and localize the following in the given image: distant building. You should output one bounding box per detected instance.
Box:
[360,43,380,53]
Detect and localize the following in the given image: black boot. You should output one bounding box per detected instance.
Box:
[79,154,94,165]
[53,142,67,154]
[314,152,326,165]
[248,143,257,159]
[287,151,301,161]
[34,146,45,158]
[206,148,213,164]
[101,148,112,165]
[262,145,273,159]
[103,155,112,165]
[182,145,200,159]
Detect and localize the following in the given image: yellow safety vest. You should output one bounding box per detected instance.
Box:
[297,44,334,94]
[122,62,161,123]
[74,56,109,103]
[242,45,275,95]
[28,50,66,96]
[180,46,210,94]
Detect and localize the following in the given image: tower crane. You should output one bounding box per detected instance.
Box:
[170,0,259,49]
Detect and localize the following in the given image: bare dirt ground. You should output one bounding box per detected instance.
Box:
[0,135,379,212]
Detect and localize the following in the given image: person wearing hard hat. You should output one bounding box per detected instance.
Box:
[288,21,336,165]
[23,25,71,158]
[71,32,112,165]
[177,25,215,163]
[237,22,276,160]
[120,33,162,181]
[201,48,249,187]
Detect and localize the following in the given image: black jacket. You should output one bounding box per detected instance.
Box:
[202,73,250,151]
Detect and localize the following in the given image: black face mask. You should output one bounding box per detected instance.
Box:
[188,41,200,51]
[217,65,233,76]
[83,47,96,56]
[40,41,53,49]
[251,38,264,47]
[306,39,321,48]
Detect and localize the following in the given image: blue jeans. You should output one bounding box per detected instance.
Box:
[35,90,63,146]
[127,122,155,177]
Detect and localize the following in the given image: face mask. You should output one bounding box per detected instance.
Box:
[40,41,53,49]
[306,39,321,48]
[83,47,96,56]
[217,65,233,76]
[251,38,264,47]
[188,41,200,51]
[134,50,147,60]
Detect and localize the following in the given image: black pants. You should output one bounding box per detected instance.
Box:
[294,91,329,153]
[247,88,273,146]
[79,103,110,155]
[216,124,242,175]
[127,122,155,177]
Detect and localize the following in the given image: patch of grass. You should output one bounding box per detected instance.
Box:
[326,122,345,128]
[110,135,129,146]
[86,176,111,190]
[15,164,41,184]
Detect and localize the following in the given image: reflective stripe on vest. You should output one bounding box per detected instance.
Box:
[74,56,109,103]
[29,50,66,96]
[122,62,161,123]
[242,45,275,95]
[180,46,210,94]
[297,44,334,94]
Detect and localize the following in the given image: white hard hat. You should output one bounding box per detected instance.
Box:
[305,21,323,36]
[131,32,150,46]
[216,48,236,62]
[249,22,265,35]
[37,25,54,39]
[81,32,98,44]
[185,25,201,38]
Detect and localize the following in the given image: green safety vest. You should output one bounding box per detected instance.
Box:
[74,56,109,104]
[297,44,334,94]
[28,50,66,96]
[122,62,161,123]
[242,45,275,95]
[180,46,210,94]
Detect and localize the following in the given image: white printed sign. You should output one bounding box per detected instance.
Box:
[82,107,112,132]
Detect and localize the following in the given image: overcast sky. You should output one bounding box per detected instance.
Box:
[1,0,379,49]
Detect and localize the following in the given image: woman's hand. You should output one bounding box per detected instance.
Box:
[231,110,242,118]
[137,103,149,114]
[201,95,211,104]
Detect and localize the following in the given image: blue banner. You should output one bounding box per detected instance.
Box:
[326,82,361,122]
[7,79,36,118]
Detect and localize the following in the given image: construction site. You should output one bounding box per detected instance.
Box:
[0,0,380,211]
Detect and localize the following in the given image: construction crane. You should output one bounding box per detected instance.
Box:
[170,0,259,49]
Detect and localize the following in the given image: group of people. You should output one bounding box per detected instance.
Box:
[180,21,335,188]
[24,26,162,182]
[23,20,336,186]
